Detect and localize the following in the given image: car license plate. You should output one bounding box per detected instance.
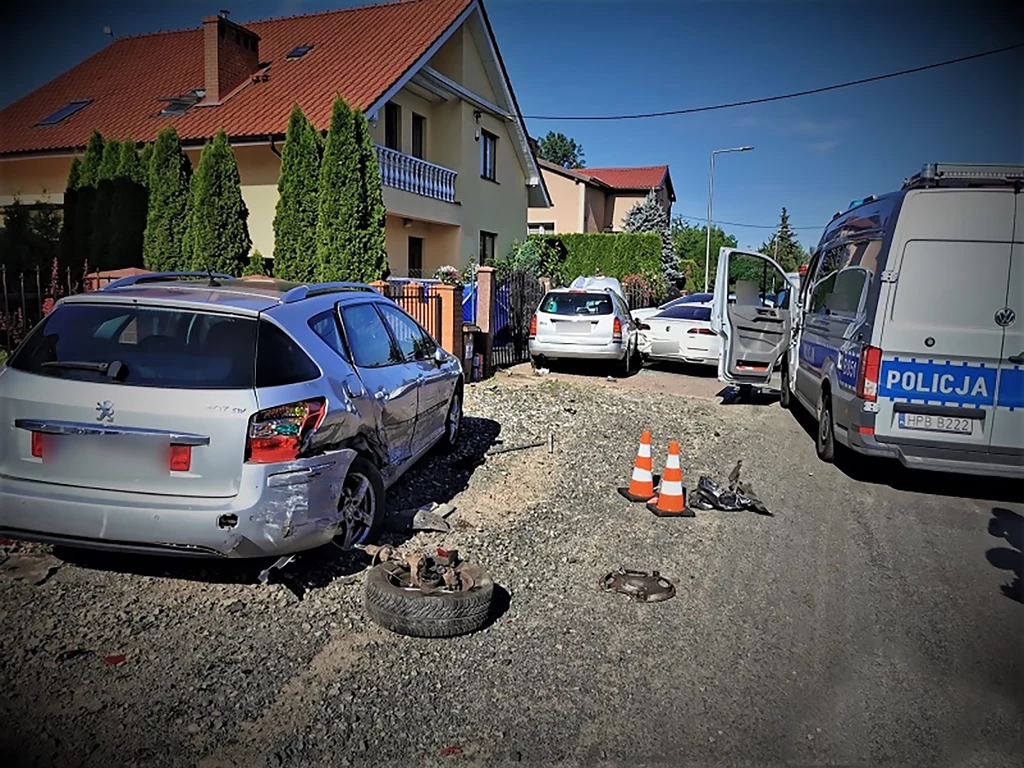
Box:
[897,412,974,435]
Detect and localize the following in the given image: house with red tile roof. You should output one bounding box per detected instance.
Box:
[0,0,550,276]
[528,158,674,235]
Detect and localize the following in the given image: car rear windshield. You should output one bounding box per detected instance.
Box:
[8,303,318,389]
[655,305,712,322]
[540,292,613,316]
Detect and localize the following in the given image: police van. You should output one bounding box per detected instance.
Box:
[711,163,1023,478]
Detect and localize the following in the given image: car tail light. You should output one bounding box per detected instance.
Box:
[31,432,44,458]
[529,314,538,339]
[613,317,623,341]
[169,444,192,472]
[245,398,326,464]
[687,327,715,335]
[856,345,882,401]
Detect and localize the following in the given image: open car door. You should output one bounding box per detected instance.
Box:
[710,247,793,386]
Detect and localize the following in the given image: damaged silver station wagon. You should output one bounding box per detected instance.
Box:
[0,273,464,558]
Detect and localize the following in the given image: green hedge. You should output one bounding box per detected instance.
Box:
[529,232,662,283]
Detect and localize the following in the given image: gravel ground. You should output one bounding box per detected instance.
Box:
[1,368,1022,767]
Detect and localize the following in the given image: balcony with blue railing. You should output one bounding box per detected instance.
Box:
[375,145,457,204]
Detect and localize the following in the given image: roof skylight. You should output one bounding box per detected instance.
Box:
[35,100,93,127]
[156,88,206,117]
[286,44,313,59]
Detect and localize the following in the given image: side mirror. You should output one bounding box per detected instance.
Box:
[433,347,446,365]
[637,322,651,331]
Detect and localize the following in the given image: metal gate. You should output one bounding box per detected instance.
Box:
[381,280,443,341]
[491,270,546,368]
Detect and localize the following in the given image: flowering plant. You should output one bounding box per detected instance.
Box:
[434,265,463,287]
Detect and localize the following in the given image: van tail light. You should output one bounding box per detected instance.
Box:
[245,398,326,464]
[169,444,192,472]
[613,317,623,341]
[31,432,44,458]
[856,345,882,401]
[687,327,715,335]
[529,314,538,339]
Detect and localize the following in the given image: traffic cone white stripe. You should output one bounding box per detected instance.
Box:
[632,467,653,481]
[665,453,680,469]
[660,479,683,495]
[638,443,651,457]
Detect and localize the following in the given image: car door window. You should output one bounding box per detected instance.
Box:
[377,303,434,361]
[340,303,400,368]
[308,310,348,360]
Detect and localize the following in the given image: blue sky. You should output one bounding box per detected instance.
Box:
[3,0,1021,248]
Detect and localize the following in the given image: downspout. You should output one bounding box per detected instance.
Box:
[268,134,282,158]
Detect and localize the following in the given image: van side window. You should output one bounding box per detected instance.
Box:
[808,239,880,316]
[824,267,869,315]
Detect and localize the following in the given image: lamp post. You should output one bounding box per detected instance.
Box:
[704,146,754,293]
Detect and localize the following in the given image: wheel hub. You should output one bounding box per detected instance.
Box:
[337,472,374,550]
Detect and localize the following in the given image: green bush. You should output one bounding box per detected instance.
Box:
[530,232,662,284]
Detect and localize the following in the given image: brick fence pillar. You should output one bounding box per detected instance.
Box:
[430,282,463,363]
[475,266,497,377]
[369,279,388,295]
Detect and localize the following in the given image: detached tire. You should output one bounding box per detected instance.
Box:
[364,561,494,638]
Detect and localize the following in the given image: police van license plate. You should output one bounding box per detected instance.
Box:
[898,413,973,435]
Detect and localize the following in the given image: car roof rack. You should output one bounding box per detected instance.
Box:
[903,163,1024,190]
[101,271,234,291]
[280,282,376,304]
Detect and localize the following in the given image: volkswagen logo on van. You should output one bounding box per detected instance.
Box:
[995,307,1015,328]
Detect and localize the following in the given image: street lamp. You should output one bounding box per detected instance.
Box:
[704,146,754,293]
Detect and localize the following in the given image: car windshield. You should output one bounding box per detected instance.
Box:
[654,305,713,322]
[8,303,259,389]
[540,292,613,316]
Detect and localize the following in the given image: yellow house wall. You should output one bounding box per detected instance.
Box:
[584,185,608,232]
[0,155,73,207]
[528,167,582,234]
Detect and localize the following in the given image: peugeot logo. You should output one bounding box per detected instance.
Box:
[96,400,115,422]
[995,307,1015,328]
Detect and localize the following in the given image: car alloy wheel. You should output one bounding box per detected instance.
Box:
[336,458,383,550]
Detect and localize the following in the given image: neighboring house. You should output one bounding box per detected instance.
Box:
[0,0,550,277]
[528,159,674,235]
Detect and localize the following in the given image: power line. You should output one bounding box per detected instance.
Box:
[523,43,1023,121]
[675,215,821,231]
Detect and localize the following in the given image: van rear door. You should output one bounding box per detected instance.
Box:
[876,189,1015,451]
[990,198,1023,457]
[711,248,792,386]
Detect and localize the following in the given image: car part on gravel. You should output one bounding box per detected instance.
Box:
[257,554,296,585]
[363,547,495,637]
[0,552,62,585]
[601,569,676,603]
[690,475,772,516]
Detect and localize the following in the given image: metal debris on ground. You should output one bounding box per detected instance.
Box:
[535,367,550,375]
[601,569,676,603]
[55,648,92,663]
[103,654,127,667]
[386,502,459,533]
[690,461,772,516]
[257,554,296,585]
[486,439,547,457]
[0,553,62,585]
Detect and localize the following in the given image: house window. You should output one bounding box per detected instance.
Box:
[412,113,426,160]
[479,231,496,265]
[528,222,555,236]
[480,130,497,181]
[408,236,423,278]
[385,102,401,151]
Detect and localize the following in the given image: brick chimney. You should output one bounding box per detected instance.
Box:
[202,13,260,104]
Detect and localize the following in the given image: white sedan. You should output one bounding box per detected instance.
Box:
[637,302,719,367]
[631,292,714,323]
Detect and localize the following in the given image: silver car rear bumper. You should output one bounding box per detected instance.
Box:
[0,449,356,558]
[529,339,624,360]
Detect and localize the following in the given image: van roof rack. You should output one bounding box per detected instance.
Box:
[280,282,376,304]
[904,163,1024,190]
[101,271,234,290]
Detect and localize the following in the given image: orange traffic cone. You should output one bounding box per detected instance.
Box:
[647,441,693,517]
[617,430,656,502]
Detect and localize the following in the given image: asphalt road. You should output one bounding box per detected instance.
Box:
[1,366,1021,767]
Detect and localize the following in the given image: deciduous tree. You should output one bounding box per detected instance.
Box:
[537,131,585,169]
[670,218,739,292]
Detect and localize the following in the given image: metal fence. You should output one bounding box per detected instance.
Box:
[0,262,102,354]
[380,279,443,341]
[491,270,546,369]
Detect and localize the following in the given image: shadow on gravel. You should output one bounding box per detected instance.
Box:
[717,384,781,406]
[52,417,503,597]
[790,406,1024,504]
[987,508,1022,604]
[480,584,512,630]
[645,360,718,378]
